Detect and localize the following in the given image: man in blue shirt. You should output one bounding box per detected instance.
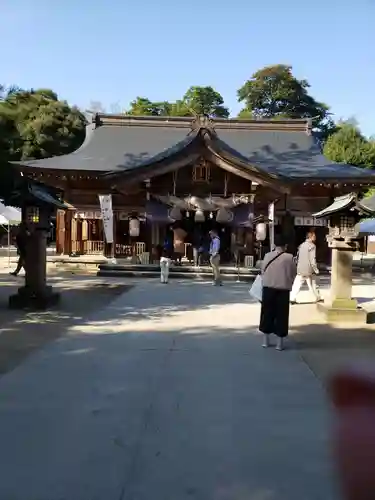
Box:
[209,229,222,286]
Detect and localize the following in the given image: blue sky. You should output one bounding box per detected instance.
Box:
[2,0,375,136]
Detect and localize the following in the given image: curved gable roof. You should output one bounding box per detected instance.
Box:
[215,127,375,181]
[14,116,195,172]
[13,114,375,183]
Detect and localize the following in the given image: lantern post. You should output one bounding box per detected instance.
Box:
[9,203,62,309]
[313,194,374,323]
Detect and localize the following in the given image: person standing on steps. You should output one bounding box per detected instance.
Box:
[160,248,172,284]
[290,230,322,304]
[259,233,297,351]
[209,229,222,286]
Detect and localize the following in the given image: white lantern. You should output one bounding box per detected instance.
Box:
[216,208,233,224]
[169,206,182,220]
[195,209,205,222]
[129,217,140,238]
[255,222,267,241]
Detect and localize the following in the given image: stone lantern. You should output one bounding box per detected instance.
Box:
[313,193,374,323]
[7,180,69,309]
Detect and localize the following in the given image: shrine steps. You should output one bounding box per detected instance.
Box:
[97,263,258,282]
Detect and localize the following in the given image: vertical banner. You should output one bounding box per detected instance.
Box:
[268,202,275,250]
[98,194,114,244]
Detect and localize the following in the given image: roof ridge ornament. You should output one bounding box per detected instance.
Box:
[191,114,214,131]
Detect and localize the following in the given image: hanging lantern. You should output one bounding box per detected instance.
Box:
[209,212,214,219]
[169,206,182,221]
[216,208,233,224]
[129,217,140,238]
[186,211,190,218]
[195,209,205,222]
[255,222,267,241]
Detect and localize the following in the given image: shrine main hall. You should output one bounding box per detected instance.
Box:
[15,113,375,264]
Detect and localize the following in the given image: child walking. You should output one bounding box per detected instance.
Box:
[160,248,172,284]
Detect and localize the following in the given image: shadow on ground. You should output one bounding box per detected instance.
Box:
[0,273,131,375]
[56,278,375,387]
[290,322,375,382]
[0,279,372,499]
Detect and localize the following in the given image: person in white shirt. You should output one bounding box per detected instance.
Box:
[160,248,172,284]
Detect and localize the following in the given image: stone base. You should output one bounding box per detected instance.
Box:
[9,285,60,310]
[317,302,368,324]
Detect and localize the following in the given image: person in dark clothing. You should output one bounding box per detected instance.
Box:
[259,233,297,351]
[10,223,30,276]
[163,231,173,255]
[192,228,203,267]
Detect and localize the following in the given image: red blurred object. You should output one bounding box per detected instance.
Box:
[330,365,375,500]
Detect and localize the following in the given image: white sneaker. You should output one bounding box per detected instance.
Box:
[275,338,284,351]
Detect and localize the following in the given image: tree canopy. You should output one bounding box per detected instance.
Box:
[125,86,229,118]
[0,86,86,161]
[237,64,333,134]
[1,65,374,178]
[324,123,375,169]
[180,86,229,117]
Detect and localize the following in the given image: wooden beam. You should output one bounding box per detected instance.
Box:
[204,149,290,194]
[110,153,201,189]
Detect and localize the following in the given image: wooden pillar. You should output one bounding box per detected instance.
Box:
[111,212,117,258]
[64,210,73,255]
[56,210,65,255]
[71,217,78,254]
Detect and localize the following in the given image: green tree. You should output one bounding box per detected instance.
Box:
[126,97,173,116]
[237,64,331,131]
[0,86,86,160]
[168,100,192,117]
[324,123,375,168]
[181,86,229,117]
[237,108,253,119]
[125,87,229,118]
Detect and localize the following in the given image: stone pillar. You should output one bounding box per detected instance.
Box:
[319,240,366,323]
[9,230,60,309]
[25,231,47,294]
[329,246,356,309]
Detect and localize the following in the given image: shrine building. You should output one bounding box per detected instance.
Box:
[14,113,375,265]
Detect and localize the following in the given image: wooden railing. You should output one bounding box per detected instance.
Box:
[83,240,104,255]
[115,244,133,257]
[71,240,148,258]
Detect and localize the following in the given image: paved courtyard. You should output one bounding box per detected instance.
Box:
[0,276,370,500]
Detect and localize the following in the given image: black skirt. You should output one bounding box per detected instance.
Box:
[259,286,290,338]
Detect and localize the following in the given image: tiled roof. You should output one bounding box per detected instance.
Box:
[217,129,375,180]
[14,114,375,182]
[16,120,195,171]
[313,193,375,218]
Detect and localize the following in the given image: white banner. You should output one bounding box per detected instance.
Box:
[98,194,114,243]
[268,202,275,249]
